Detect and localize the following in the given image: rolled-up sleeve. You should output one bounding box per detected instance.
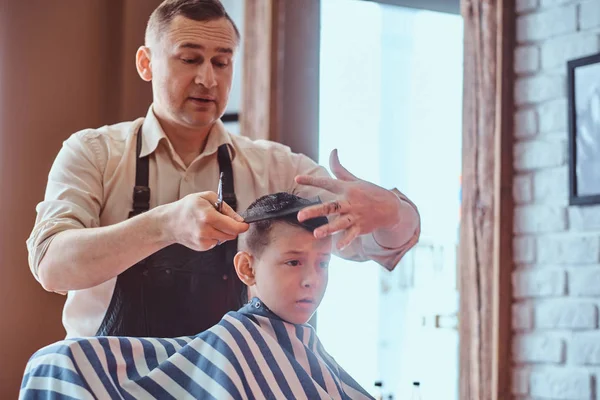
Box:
[26,130,105,280]
[290,153,420,270]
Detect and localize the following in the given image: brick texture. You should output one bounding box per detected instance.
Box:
[517,0,540,13]
[537,234,599,264]
[530,368,592,399]
[534,300,597,329]
[515,45,541,73]
[514,139,566,171]
[515,108,539,139]
[540,33,600,69]
[513,302,534,331]
[580,0,600,30]
[513,268,566,298]
[569,267,600,296]
[513,333,565,363]
[509,0,600,396]
[516,5,577,42]
[569,332,600,365]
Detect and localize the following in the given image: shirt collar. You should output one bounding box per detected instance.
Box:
[139,105,236,161]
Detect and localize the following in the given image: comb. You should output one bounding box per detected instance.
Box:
[240,196,322,223]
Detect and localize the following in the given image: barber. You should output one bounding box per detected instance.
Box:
[26,0,420,338]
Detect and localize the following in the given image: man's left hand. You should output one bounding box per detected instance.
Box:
[295,149,405,250]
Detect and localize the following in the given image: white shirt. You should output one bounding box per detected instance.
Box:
[27,106,420,337]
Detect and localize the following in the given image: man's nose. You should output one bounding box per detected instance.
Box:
[195,63,217,88]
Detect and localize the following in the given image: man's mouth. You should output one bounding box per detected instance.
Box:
[189,96,215,103]
[297,298,314,304]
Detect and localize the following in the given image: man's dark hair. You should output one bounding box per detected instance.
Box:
[243,193,329,258]
[145,0,240,45]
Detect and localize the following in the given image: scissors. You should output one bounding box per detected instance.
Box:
[214,172,224,213]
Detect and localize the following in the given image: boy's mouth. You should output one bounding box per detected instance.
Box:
[296,298,314,304]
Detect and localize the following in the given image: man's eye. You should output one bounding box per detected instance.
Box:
[182,58,199,64]
[213,61,228,68]
[285,260,300,267]
[320,262,329,269]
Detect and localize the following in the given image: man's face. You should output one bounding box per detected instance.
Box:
[251,223,332,325]
[148,16,237,129]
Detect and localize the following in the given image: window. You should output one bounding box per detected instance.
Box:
[317,1,463,398]
[221,0,244,135]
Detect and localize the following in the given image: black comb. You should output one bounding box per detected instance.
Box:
[240,195,322,223]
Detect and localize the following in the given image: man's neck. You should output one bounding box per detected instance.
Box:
[157,115,213,167]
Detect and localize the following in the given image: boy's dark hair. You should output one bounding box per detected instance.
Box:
[243,193,329,257]
[146,0,240,45]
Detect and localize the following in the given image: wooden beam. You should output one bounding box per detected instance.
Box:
[241,0,321,161]
[492,1,515,399]
[458,0,515,399]
[241,0,283,142]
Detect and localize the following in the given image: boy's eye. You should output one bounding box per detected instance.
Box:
[285,260,300,267]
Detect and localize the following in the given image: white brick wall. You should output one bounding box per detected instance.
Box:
[530,368,592,399]
[512,1,600,398]
[537,98,567,133]
[513,268,566,297]
[516,5,578,42]
[514,138,566,170]
[513,333,565,363]
[580,0,600,30]
[514,74,566,105]
[514,108,539,138]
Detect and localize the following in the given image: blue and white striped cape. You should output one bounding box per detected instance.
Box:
[20,298,374,399]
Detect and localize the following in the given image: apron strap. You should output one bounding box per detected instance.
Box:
[217,144,237,211]
[130,126,238,216]
[129,125,150,218]
[216,143,244,303]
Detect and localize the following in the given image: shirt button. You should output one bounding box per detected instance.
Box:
[222,274,228,281]
[165,269,171,275]
[142,270,148,277]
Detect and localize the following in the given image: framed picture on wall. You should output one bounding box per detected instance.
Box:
[568,52,600,206]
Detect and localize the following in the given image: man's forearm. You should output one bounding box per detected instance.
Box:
[372,197,419,249]
[37,205,174,293]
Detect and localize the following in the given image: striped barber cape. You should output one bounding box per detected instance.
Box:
[20,297,374,399]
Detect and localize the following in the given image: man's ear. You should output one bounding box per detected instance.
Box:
[234,251,256,286]
[136,46,153,82]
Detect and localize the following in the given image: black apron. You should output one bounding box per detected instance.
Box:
[96,127,245,337]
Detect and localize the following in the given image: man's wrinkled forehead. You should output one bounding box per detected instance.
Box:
[158,16,239,51]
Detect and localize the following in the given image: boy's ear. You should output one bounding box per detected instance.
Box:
[234,251,256,286]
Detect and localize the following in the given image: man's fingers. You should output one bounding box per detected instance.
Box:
[336,225,361,250]
[200,226,239,243]
[294,175,345,195]
[297,200,351,222]
[210,208,249,236]
[197,191,218,204]
[219,201,245,223]
[313,215,353,238]
[329,149,359,182]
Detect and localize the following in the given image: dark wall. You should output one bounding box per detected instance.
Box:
[0,1,160,397]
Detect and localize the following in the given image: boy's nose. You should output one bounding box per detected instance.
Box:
[301,268,318,288]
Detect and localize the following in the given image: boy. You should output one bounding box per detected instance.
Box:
[20,193,374,399]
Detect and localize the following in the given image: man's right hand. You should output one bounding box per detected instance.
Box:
[36,191,249,292]
[163,192,249,251]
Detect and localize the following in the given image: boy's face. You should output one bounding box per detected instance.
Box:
[236,222,332,324]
